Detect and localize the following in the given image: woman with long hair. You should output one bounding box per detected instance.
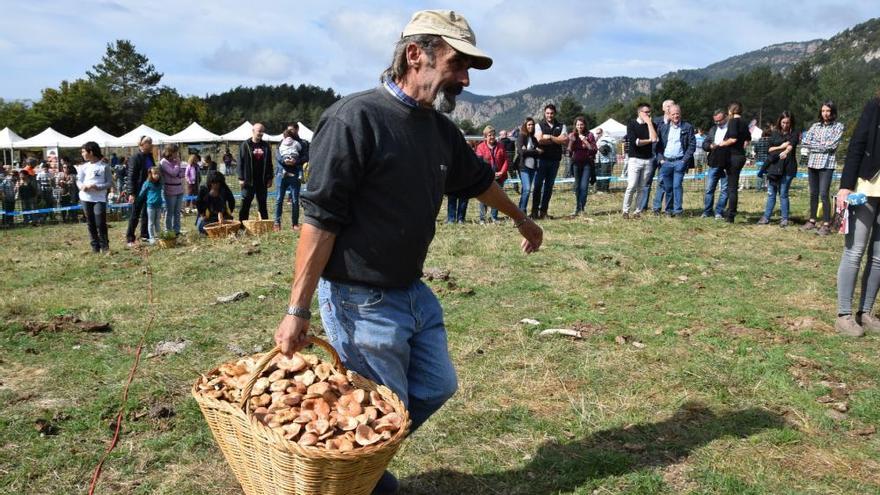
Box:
[802,101,845,235]
[835,93,880,337]
[76,142,112,252]
[567,116,597,215]
[718,102,749,223]
[160,143,185,235]
[515,117,543,213]
[758,112,799,226]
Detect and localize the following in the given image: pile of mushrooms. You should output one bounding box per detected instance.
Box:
[197,352,404,451]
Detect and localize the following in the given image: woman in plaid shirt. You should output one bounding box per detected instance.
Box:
[801,101,844,235]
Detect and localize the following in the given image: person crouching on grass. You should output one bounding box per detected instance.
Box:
[137,167,164,245]
[76,141,113,253]
[196,171,236,235]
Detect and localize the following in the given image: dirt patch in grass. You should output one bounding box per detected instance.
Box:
[21,315,111,335]
[775,316,834,334]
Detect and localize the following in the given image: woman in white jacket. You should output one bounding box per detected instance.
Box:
[76,141,113,253]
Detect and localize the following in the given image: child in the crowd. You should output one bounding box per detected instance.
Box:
[185,154,201,210]
[1,170,18,227]
[196,171,236,235]
[137,167,164,244]
[76,141,113,252]
[279,135,302,164]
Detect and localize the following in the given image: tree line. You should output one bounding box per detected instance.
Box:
[0,40,340,138]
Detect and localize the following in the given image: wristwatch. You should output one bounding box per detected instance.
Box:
[286,305,312,320]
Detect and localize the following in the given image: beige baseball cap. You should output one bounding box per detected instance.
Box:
[401,10,493,70]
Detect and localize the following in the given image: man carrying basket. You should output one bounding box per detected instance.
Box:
[274,10,543,494]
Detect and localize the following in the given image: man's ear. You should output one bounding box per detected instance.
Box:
[405,43,421,70]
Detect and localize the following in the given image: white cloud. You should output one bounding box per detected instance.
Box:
[203,43,303,80]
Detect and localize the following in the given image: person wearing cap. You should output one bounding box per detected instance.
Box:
[273,10,542,494]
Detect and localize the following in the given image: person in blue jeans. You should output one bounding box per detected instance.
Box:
[532,104,568,218]
[758,112,800,227]
[273,12,544,494]
[643,99,674,212]
[515,117,542,213]
[702,109,731,218]
[655,104,696,216]
[274,124,309,232]
[446,194,468,223]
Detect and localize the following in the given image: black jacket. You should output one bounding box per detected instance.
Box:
[841,98,880,190]
[126,150,153,195]
[238,139,273,188]
[514,133,541,169]
[196,183,235,219]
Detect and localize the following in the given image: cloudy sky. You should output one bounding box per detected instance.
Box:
[1,1,876,101]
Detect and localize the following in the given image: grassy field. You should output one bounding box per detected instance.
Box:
[1,184,879,495]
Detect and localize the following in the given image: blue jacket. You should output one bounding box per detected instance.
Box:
[657,121,697,169]
[138,180,164,208]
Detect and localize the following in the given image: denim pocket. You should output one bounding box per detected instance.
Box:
[340,284,383,308]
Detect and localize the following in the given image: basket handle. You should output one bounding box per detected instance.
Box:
[238,336,346,410]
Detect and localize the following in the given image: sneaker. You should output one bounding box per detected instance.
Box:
[371,470,399,495]
[126,241,136,248]
[272,223,281,232]
[779,219,789,228]
[652,209,661,216]
[292,224,300,232]
[714,214,723,220]
[836,315,864,337]
[857,313,880,335]
[700,213,710,218]
[757,217,770,225]
[816,224,831,236]
[633,212,642,219]
[801,220,817,231]
[622,212,630,219]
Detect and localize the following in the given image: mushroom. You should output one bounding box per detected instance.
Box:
[307,382,331,396]
[373,399,394,415]
[314,362,334,381]
[336,395,364,417]
[251,393,272,408]
[282,422,302,440]
[252,377,271,396]
[302,398,331,418]
[336,415,359,431]
[293,410,318,424]
[294,370,316,386]
[267,368,286,382]
[354,424,382,446]
[351,389,367,405]
[298,432,319,447]
[362,406,379,423]
[373,412,402,433]
[281,394,303,407]
[302,354,320,367]
[276,354,307,372]
[269,379,291,393]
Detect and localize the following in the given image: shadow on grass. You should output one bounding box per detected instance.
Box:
[402,402,786,494]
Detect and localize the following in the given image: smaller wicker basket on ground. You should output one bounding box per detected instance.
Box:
[243,212,274,235]
[205,219,242,239]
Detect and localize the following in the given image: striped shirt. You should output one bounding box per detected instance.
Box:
[802,121,844,170]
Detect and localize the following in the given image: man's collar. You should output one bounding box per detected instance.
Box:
[636,117,645,124]
[383,78,420,109]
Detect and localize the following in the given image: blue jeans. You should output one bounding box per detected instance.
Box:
[571,162,591,213]
[147,206,162,242]
[763,175,795,220]
[317,278,458,435]
[642,159,663,211]
[275,174,302,225]
[446,195,469,223]
[532,158,560,215]
[164,193,183,234]
[659,159,687,215]
[703,167,728,216]
[518,167,536,212]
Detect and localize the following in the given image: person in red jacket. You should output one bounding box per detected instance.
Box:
[475,125,509,223]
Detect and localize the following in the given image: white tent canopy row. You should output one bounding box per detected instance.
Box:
[590,118,627,138]
[8,121,314,149]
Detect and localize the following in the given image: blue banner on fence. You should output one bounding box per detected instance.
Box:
[0,170,843,217]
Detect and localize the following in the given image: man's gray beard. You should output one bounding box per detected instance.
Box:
[433,89,457,113]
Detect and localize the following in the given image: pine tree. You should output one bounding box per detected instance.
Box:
[87,40,163,131]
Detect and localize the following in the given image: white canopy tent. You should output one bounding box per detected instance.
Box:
[591,118,627,138]
[220,121,255,141]
[111,124,170,147]
[61,126,118,148]
[165,122,222,143]
[297,122,313,142]
[0,127,23,164]
[13,127,72,149]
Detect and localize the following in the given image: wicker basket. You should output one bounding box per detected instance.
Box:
[242,212,274,236]
[204,219,241,239]
[194,337,410,495]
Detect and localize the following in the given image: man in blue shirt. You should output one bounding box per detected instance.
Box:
[655,104,696,216]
